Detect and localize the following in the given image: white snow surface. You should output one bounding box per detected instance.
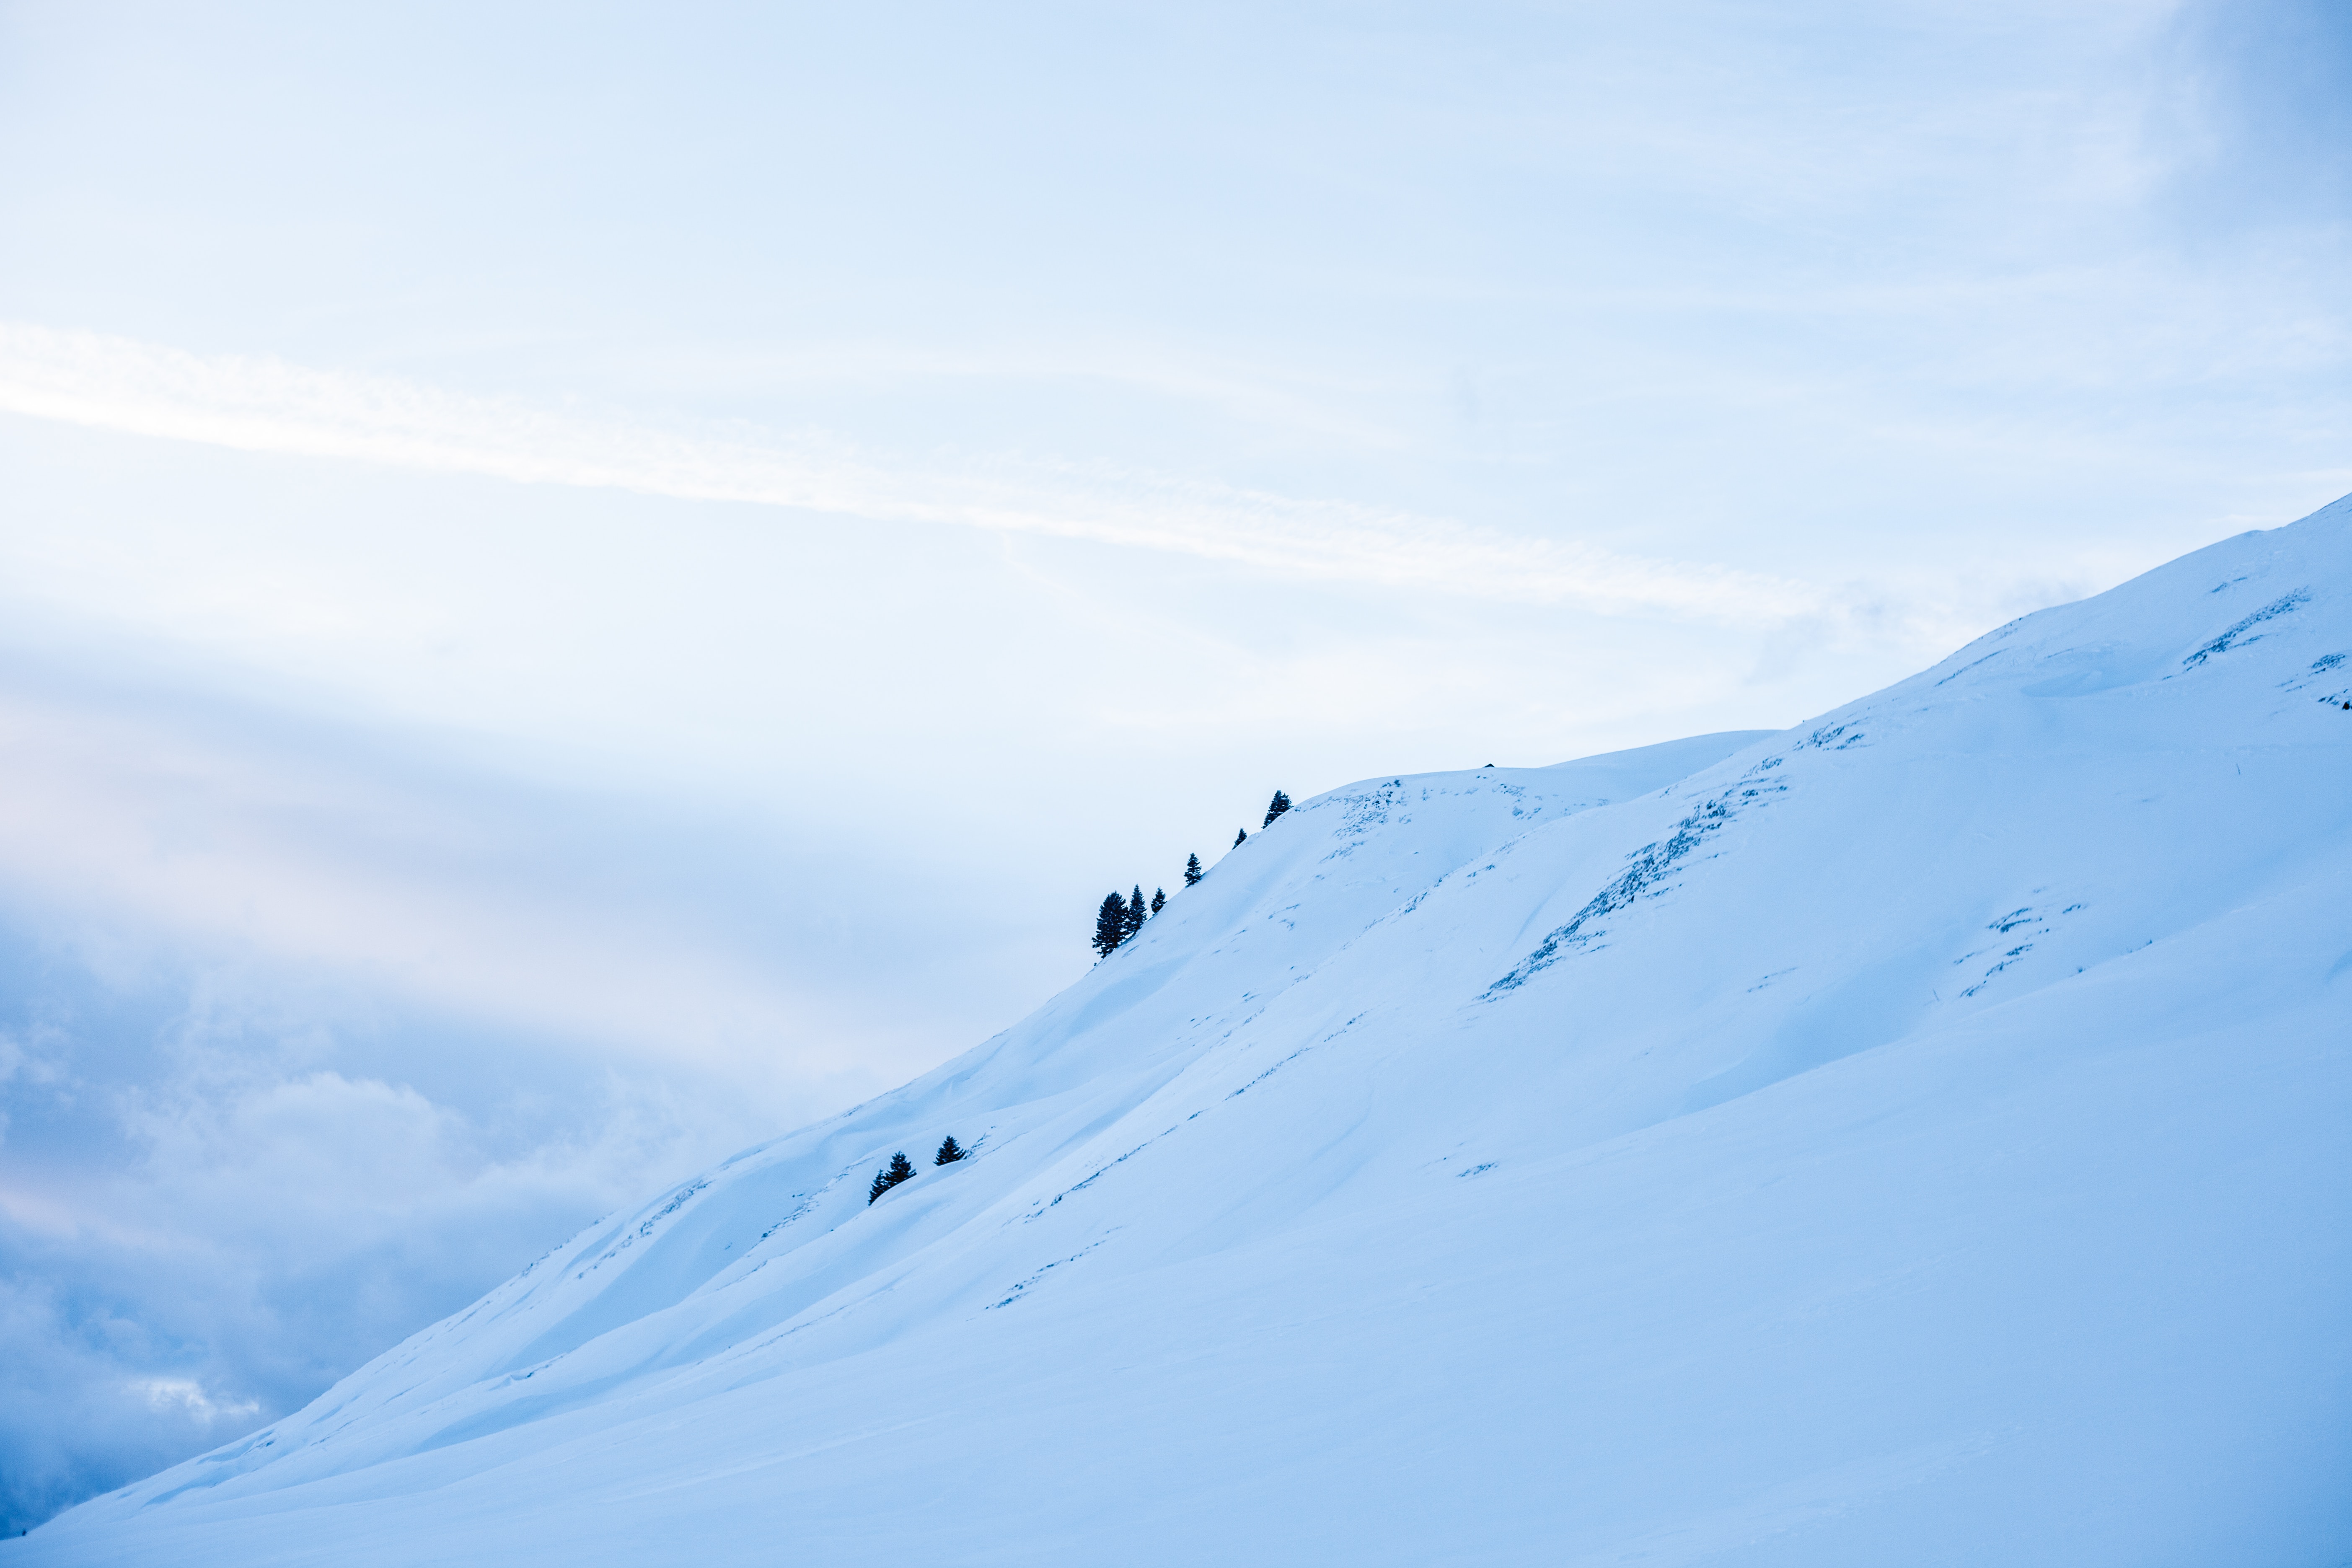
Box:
[18,499,2352,1565]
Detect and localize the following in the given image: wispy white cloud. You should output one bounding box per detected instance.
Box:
[128,1378,260,1424]
[0,322,1820,626]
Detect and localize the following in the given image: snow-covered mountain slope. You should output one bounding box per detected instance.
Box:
[20,498,2352,1567]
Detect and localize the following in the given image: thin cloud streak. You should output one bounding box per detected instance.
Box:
[0,322,1820,626]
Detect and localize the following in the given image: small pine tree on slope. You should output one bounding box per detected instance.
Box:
[1263,790,1292,828]
[1124,885,1147,940]
[867,1151,916,1204]
[1093,892,1128,958]
[1185,853,1203,887]
[1233,827,1247,848]
[934,1136,965,1165]
[1150,887,1167,916]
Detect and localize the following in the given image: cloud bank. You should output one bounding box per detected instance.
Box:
[0,653,1031,1535]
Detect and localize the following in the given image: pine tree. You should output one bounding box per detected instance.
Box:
[865,1150,916,1205]
[1094,891,1128,957]
[934,1135,965,1165]
[1124,885,1147,939]
[1150,887,1167,916]
[1233,827,1247,848]
[1263,790,1293,828]
[1185,852,1203,887]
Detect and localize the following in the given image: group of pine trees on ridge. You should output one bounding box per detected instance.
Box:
[1093,791,1293,960]
[869,1136,967,1204]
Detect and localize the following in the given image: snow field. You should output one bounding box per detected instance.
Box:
[18,494,2352,1565]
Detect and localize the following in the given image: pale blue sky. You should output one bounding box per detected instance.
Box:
[0,0,2346,1532]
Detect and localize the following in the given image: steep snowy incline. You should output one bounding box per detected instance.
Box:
[18,497,2352,1567]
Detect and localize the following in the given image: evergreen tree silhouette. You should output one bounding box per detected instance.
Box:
[1185,853,1203,887]
[1263,790,1293,828]
[1093,891,1128,957]
[1233,827,1247,848]
[1124,884,1147,940]
[1150,887,1167,916]
[934,1135,965,1165]
[869,1151,916,1203]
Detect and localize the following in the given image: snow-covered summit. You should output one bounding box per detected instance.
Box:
[21,497,2352,1566]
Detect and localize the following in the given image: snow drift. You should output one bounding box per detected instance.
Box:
[17,498,2352,1567]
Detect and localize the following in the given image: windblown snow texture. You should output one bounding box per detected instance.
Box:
[18,497,2352,1567]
